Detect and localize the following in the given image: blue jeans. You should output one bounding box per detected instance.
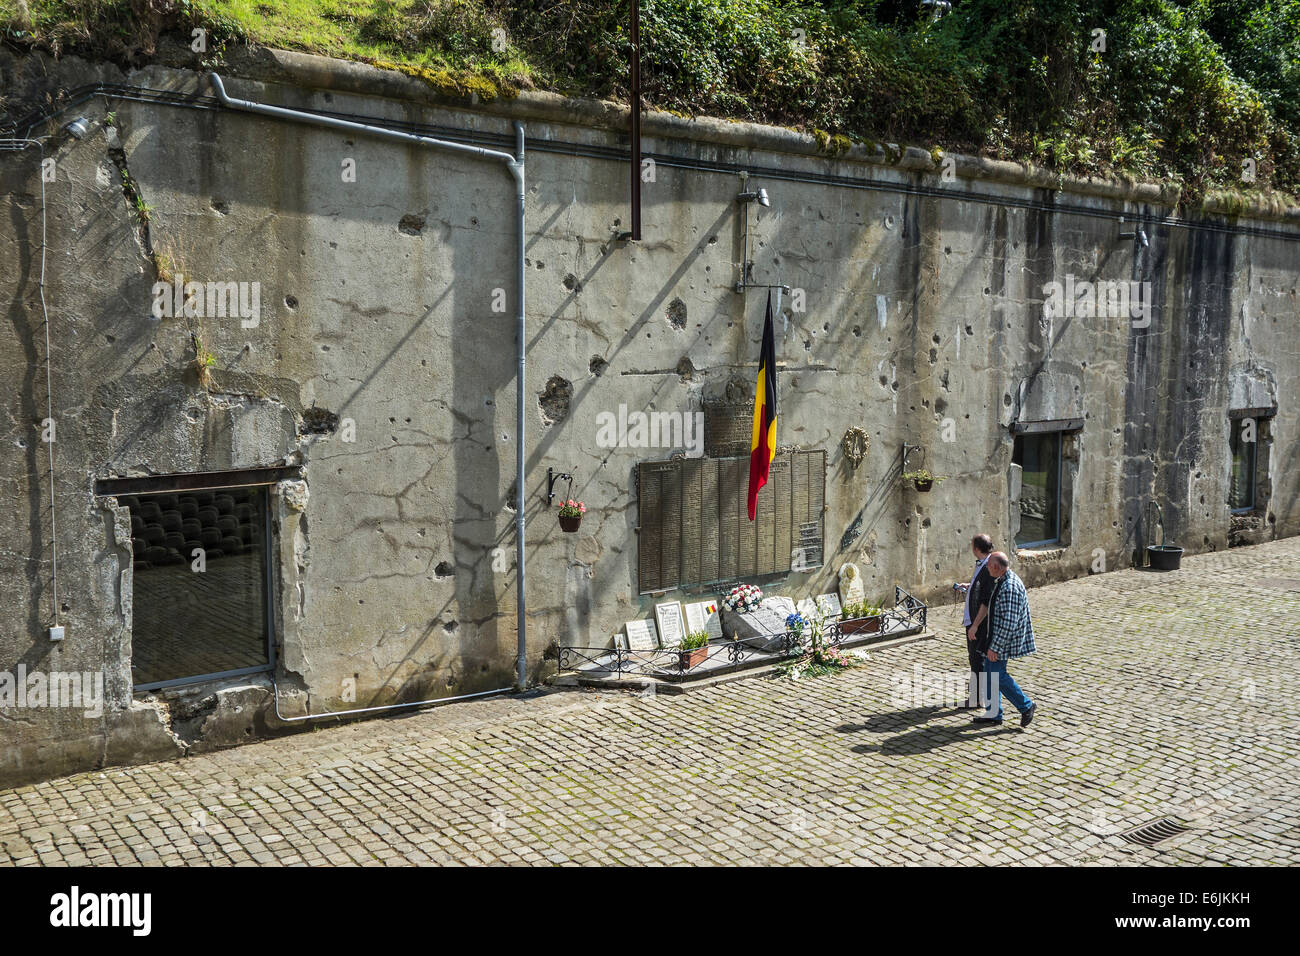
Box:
[983,657,1032,719]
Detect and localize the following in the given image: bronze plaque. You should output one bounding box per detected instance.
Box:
[704,403,755,458]
[638,450,825,594]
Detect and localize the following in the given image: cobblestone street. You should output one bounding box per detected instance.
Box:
[3,538,1298,866]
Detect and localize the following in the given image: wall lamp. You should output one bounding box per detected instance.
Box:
[737,188,770,207]
[1118,216,1149,248]
[62,117,91,140]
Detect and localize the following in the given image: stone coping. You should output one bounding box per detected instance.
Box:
[208,46,1300,225]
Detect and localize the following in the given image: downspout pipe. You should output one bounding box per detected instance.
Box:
[205,73,531,701]
[509,123,527,692]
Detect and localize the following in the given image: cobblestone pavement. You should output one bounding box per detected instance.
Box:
[3,538,1299,866]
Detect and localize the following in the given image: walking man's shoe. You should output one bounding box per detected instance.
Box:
[1021,702,1037,727]
[972,716,1003,725]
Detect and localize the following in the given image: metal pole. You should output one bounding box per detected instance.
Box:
[630,0,642,240]
[511,122,528,691]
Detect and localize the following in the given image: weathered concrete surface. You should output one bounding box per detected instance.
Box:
[2,536,1297,866]
[1,48,1298,785]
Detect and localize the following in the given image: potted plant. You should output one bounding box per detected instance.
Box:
[901,469,944,492]
[839,600,885,634]
[557,498,586,532]
[678,630,710,670]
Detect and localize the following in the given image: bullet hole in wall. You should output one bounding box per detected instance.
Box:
[284,295,298,310]
[564,273,582,292]
[301,405,339,435]
[210,198,230,215]
[538,375,573,425]
[434,561,455,580]
[589,356,607,376]
[399,214,426,235]
[667,297,687,330]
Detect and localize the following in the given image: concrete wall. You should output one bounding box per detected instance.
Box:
[2,49,1297,785]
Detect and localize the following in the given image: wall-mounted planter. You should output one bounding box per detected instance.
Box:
[558,514,583,533]
[913,478,934,492]
[1147,545,1183,571]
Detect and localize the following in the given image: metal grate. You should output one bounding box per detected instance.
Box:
[1120,818,1191,847]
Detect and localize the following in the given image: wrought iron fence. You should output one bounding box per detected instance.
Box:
[557,586,928,683]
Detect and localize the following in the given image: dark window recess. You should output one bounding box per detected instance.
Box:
[1014,432,1062,548]
[1229,420,1257,512]
[637,450,825,594]
[119,486,274,690]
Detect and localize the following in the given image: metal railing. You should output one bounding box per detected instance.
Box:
[558,587,928,682]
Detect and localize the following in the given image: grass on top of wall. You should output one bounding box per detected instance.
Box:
[2,0,1299,207]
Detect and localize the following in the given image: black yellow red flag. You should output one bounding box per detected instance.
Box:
[746,292,777,521]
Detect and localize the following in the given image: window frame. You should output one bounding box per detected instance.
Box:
[1013,430,1064,549]
[1228,419,1258,514]
[98,470,285,692]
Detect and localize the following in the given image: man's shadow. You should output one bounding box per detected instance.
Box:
[837,706,1016,755]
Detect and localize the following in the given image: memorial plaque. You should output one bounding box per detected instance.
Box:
[637,450,826,594]
[815,593,842,618]
[684,600,720,639]
[655,602,686,648]
[625,619,657,651]
[699,461,719,582]
[704,403,755,458]
[638,465,663,592]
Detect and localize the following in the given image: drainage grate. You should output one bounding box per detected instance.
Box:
[1120,818,1191,847]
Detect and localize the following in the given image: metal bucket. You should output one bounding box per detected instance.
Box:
[1146,545,1183,571]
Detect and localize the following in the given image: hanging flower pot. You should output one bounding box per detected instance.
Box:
[901,470,943,493]
[557,498,586,533]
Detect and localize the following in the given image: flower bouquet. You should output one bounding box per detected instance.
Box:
[722,583,764,614]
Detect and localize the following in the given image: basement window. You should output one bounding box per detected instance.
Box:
[97,470,292,691]
[1013,431,1063,548]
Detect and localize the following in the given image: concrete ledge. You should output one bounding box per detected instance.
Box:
[204,47,1300,224]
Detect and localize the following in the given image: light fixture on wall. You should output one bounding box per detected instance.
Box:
[61,117,91,140]
[1118,216,1149,248]
[734,172,786,294]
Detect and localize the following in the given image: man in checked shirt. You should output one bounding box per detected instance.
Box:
[973,551,1039,728]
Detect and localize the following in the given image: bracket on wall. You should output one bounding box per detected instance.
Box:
[547,467,575,506]
[901,443,923,469]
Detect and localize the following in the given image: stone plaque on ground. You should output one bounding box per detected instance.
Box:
[837,563,865,609]
[655,602,686,648]
[816,593,842,618]
[766,596,797,620]
[721,603,790,652]
[625,619,657,651]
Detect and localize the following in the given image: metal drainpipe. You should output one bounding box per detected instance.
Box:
[510,123,528,693]
[206,74,531,709]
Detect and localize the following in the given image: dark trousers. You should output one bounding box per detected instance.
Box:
[965,627,990,706]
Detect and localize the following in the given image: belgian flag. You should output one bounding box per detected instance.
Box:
[747,292,778,521]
